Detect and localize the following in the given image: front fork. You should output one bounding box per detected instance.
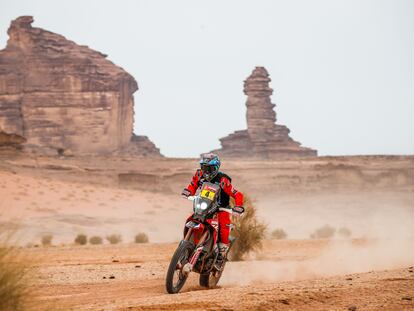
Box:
[182,229,209,274]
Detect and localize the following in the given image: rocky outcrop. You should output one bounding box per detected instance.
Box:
[0,16,161,157]
[212,67,317,158]
[116,134,161,157]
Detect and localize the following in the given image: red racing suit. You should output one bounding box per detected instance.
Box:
[184,169,244,245]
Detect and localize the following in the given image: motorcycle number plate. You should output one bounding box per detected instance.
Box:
[186,221,200,229]
[200,189,216,200]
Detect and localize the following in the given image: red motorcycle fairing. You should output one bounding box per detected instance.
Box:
[206,218,219,245]
[183,214,219,246]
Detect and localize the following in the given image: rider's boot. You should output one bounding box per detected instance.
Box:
[214,242,229,270]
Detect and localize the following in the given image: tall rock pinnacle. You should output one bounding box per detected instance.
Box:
[212,66,317,158]
[245,67,277,142]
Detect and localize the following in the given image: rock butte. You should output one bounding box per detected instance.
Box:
[0,16,161,157]
[212,67,317,158]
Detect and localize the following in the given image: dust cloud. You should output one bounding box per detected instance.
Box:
[223,238,414,286]
[223,201,414,286]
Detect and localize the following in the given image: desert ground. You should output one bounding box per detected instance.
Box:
[1,153,414,310]
[20,240,414,310]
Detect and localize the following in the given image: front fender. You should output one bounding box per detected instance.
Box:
[179,239,195,249]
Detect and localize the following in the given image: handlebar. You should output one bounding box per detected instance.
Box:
[183,194,244,217]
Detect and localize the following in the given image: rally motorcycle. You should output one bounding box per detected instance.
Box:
[165,182,241,294]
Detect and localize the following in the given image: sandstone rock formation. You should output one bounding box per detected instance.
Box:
[0,16,161,156]
[212,67,317,158]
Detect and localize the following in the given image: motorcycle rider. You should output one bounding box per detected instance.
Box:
[181,153,244,268]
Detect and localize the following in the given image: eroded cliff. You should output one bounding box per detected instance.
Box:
[0,16,161,156]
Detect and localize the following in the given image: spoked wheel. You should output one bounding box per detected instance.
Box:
[166,241,194,294]
[200,237,235,288]
[199,264,226,288]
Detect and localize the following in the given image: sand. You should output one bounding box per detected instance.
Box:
[20,241,414,310]
[1,154,413,309]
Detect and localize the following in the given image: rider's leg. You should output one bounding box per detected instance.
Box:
[216,209,231,268]
[218,208,231,244]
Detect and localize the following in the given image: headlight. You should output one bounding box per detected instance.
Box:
[200,201,208,210]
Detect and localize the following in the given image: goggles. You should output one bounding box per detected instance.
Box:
[201,164,215,175]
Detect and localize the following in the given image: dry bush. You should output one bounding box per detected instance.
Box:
[337,227,352,238]
[106,234,122,244]
[310,225,336,239]
[89,236,103,245]
[74,234,87,245]
[41,234,53,246]
[229,195,267,261]
[271,228,287,240]
[134,232,149,244]
[0,247,29,311]
[0,227,31,311]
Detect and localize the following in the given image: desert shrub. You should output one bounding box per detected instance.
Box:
[310,225,335,239]
[337,227,352,238]
[106,234,122,244]
[271,228,287,240]
[41,234,53,246]
[134,232,149,244]
[89,236,103,245]
[229,195,267,261]
[0,227,31,311]
[0,246,29,311]
[74,234,87,245]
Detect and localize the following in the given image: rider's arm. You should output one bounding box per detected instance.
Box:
[184,169,202,196]
[220,177,244,206]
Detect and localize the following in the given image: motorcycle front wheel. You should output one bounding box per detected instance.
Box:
[165,241,194,294]
[200,237,235,288]
[199,266,225,288]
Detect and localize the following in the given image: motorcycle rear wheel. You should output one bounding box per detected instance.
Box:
[165,241,194,294]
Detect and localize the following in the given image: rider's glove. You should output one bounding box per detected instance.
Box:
[181,188,191,198]
[233,206,245,215]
